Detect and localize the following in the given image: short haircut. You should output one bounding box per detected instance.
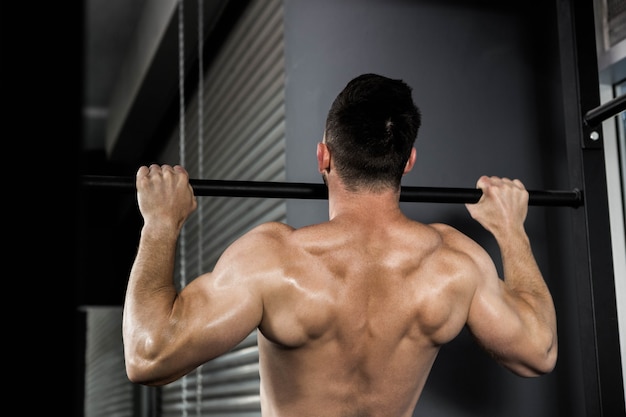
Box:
[324,73,422,192]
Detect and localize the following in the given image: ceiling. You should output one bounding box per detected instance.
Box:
[82,0,148,152]
[81,0,238,166]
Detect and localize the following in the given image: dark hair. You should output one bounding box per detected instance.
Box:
[324,73,421,192]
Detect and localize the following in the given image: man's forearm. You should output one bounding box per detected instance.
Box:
[497,229,553,309]
[497,228,558,373]
[123,225,181,379]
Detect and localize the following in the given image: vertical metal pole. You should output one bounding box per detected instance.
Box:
[557,0,625,415]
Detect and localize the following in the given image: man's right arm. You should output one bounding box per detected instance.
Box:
[464,176,558,377]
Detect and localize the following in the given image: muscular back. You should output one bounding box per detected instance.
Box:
[252,216,481,417]
[125,167,555,414]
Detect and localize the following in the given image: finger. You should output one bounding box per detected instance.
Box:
[136,166,149,177]
[512,178,525,189]
[173,165,191,182]
[471,176,492,206]
[476,175,491,189]
[146,164,162,177]
[495,177,514,189]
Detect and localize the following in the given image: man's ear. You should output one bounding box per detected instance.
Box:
[403,147,417,175]
[317,142,331,173]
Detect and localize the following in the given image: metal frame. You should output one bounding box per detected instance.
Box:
[557,0,625,415]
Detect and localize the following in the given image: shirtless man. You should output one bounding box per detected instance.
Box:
[122,73,557,417]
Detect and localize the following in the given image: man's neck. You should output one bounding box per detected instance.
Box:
[327,182,403,221]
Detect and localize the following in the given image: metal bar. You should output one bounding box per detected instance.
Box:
[557,0,625,415]
[584,93,626,127]
[81,175,583,207]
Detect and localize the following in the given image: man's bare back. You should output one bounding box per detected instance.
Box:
[122,74,556,417]
[250,214,480,416]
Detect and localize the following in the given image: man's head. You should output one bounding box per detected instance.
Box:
[321,73,421,192]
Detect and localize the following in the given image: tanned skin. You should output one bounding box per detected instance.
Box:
[123,144,557,417]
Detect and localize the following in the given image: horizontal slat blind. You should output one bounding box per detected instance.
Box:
[84,307,133,417]
[160,0,284,415]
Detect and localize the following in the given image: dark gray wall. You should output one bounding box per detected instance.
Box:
[283,0,584,416]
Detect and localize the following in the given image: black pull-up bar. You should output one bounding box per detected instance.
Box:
[81,175,583,207]
[584,93,626,127]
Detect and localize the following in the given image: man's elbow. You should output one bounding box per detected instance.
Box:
[123,340,174,386]
[536,342,558,375]
[126,357,180,386]
[123,330,172,385]
[125,355,163,386]
[513,340,558,377]
[125,362,146,385]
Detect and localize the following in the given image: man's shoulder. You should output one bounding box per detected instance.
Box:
[427,222,494,274]
[249,221,295,235]
[236,221,297,249]
[220,222,297,271]
[428,222,470,241]
[427,222,486,257]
